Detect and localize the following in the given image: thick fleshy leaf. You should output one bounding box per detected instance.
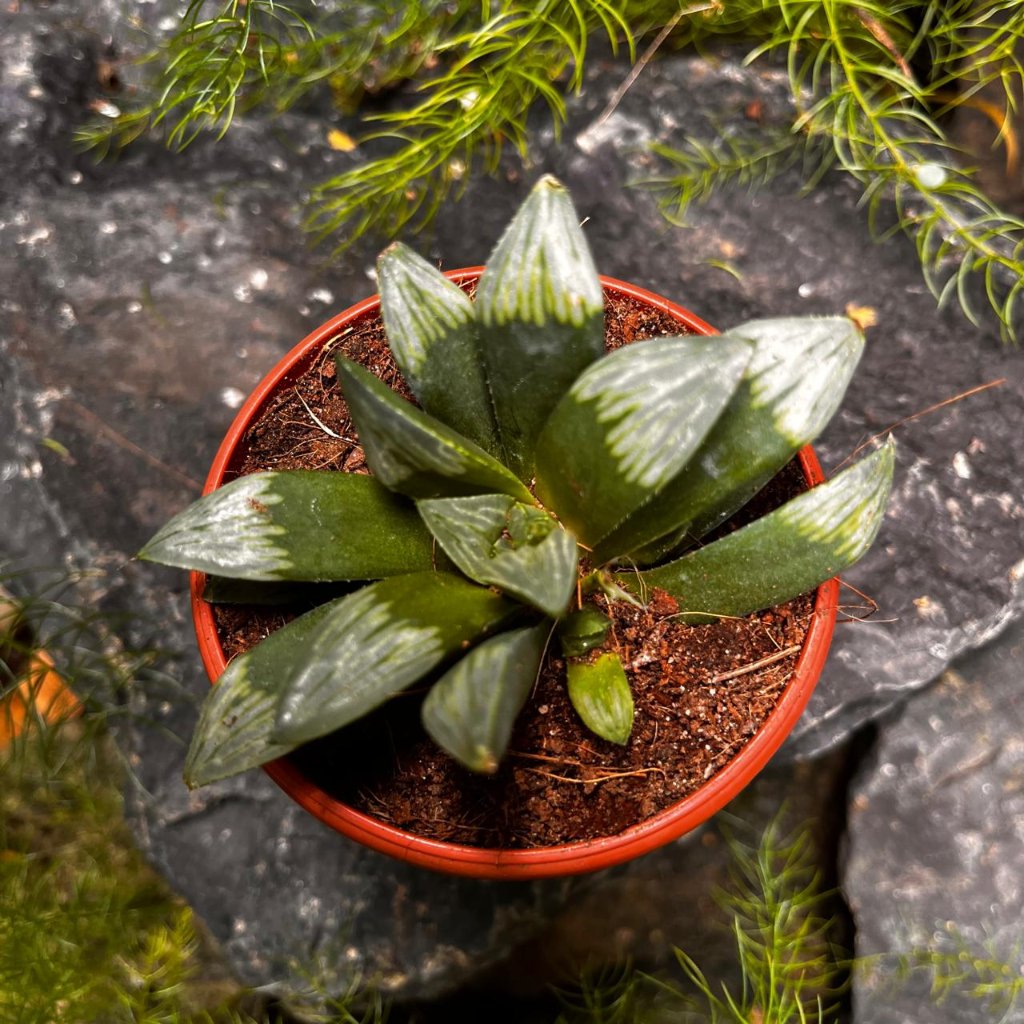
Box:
[201,577,353,606]
[377,243,499,453]
[595,316,865,564]
[535,335,752,547]
[183,599,340,787]
[422,622,550,773]
[557,606,612,658]
[417,494,577,617]
[475,175,605,479]
[140,471,435,580]
[336,358,532,502]
[273,572,514,744]
[618,441,895,622]
[567,652,634,745]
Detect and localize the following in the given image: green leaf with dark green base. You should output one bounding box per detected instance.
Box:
[475,176,605,479]
[417,494,577,617]
[422,622,550,773]
[336,358,532,502]
[378,242,499,453]
[140,471,435,580]
[557,606,612,658]
[567,651,634,745]
[184,599,340,787]
[273,572,514,745]
[618,441,895,622]
[535,335,751,547]
[594,316,865,564]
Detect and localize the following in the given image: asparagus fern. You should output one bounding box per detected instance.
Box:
[142,177,893,785]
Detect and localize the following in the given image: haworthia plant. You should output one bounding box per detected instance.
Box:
[143,176,895,785]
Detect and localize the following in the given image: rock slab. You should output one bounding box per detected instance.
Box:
[2,1,1023,1003]
[846,619,1024,1023]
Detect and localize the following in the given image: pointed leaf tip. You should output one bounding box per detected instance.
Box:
[377,243,498,451]
[423,622,550,773]
[567,651,634,745]
[475,177,605,478]
[621,440,895,619]
[596,315,866,563]
[536,334,752,546]
[140,471,435,581]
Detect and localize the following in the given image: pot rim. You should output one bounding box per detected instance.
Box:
[190,270,838,879]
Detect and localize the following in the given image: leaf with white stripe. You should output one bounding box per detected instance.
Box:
[273,572,514,744]
[618,441,895,621]
[336,358,532,502]
[535,335,751,547]
[422,622,550,773]
[475,176,605,479]
[417,494,577,617]
[595,316,865,564]
[378,243,498,453]
[184,598,339,787]
[140,471,435,580]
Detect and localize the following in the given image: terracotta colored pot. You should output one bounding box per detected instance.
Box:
[191,271,839,879]
[0,606,81,747]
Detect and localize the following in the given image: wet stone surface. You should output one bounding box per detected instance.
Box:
[845,619,1024,1023]
[1,1,1023,1007]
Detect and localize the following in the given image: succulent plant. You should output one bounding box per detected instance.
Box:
[142,176,894,787]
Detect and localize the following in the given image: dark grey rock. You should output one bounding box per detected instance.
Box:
[845,619,1024,1023]
[2,5,1023,1004]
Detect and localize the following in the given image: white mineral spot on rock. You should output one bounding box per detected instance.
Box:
[250,268,268,290]
[233,283,253,302]
[56,302,77,329]
[220,387,245,409]
[18,225,51,246]
[68,171,82,185]
[798,282,814,298]
[952,451,972,479]
[307,287,333,304]
[127,300,142,313]
[157,250,173,264]
[99,221,117,235]
[232,918,247,936]
[270,156,286,172]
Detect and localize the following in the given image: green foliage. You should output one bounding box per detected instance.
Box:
[645,0,1024,343]
[554,818,845,1024]
[143,177,891,780]
[0,577,245,1023]
[84,0,1024,339]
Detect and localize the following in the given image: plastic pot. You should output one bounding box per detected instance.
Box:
[191,271,838,879]
[1,588,81,746]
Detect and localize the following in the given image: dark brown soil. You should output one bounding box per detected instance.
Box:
[211,290,814,848]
